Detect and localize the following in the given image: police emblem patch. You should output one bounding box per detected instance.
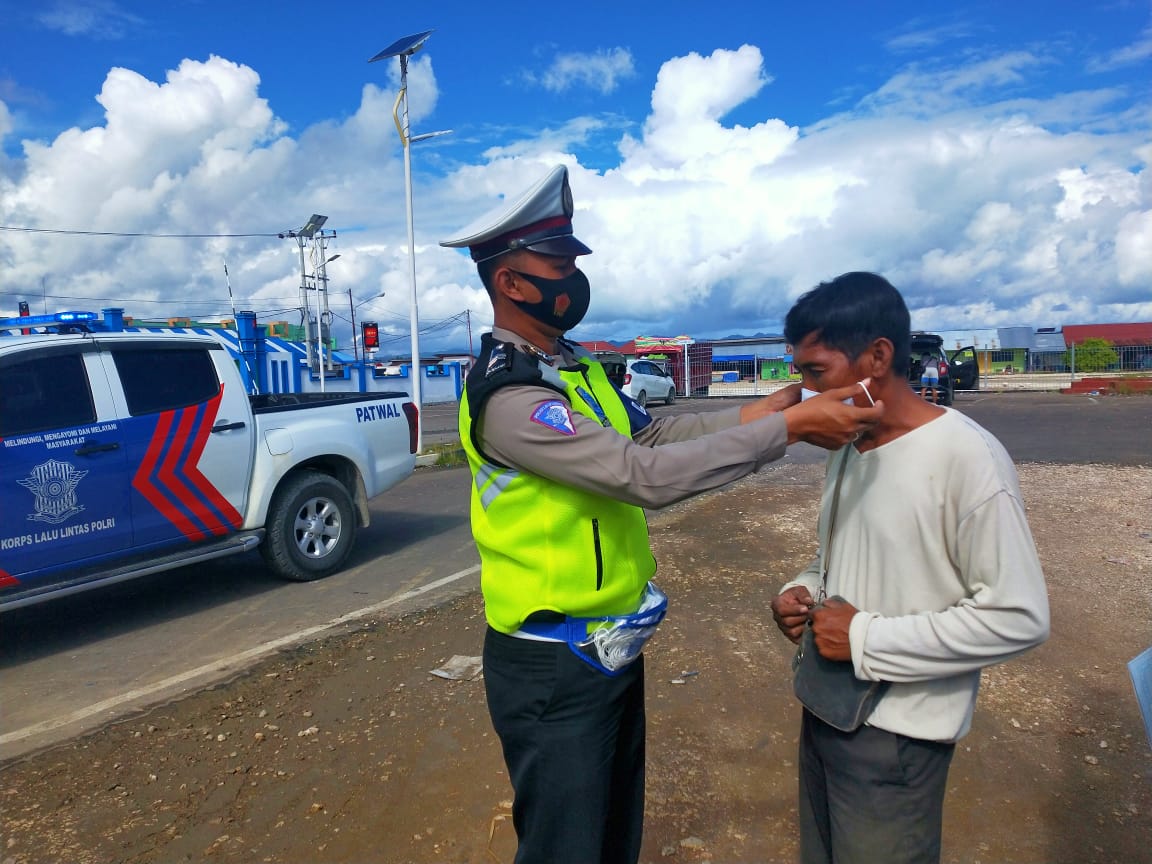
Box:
[530,401,577,436]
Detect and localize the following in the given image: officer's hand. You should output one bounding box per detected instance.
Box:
[782,382,883,448]
[810,596,856,661]
[771,585,815,644]
[739,382,802,424]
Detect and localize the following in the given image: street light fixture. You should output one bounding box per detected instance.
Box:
[369,30,451,454]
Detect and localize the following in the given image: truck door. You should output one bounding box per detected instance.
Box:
[109,341,253,550]
[0,347,132,589]
[949,346,979,391]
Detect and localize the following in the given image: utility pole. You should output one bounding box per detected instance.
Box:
[348,288,359,363]
[280,214,329,387]
[466,309,474,367]
[316,230,337,373]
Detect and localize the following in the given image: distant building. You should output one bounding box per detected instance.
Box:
[1062,323,1152,346]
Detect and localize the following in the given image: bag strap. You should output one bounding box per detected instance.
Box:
[817,447,852,601]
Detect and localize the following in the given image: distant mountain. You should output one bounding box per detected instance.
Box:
[719,332,784,340]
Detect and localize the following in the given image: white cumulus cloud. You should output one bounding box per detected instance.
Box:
[37,0,142,39]
[536,48,636,94]
[1,40,1148,356]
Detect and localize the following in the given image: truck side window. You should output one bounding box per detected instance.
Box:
[0,353,96,437]
[113,348,220,416]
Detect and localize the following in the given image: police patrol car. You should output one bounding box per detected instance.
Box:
[0,311,418,611]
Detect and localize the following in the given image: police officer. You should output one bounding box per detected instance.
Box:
[440,164,881,864]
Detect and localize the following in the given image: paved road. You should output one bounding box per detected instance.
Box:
[1,392,1147,759]
[0,467,479,759]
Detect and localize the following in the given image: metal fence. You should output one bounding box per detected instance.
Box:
[647,340,1152,398]
[695,371,1152,398]
[1069,343,1152,375]
[691,343,1152,398]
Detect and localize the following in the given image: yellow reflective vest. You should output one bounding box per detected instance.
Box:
[459,335,656,633]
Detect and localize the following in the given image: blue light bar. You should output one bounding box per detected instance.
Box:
[0,310,99,328]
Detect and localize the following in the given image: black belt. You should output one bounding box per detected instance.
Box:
[523,610,565,623]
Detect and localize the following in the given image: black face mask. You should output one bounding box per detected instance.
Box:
[509,268,591,332]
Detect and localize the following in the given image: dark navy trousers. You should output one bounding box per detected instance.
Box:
[483,627,646,864]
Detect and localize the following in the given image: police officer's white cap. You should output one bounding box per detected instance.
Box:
[439,164,592,264]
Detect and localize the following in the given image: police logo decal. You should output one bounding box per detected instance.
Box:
[18,459,88,524]
[530,401,577,436]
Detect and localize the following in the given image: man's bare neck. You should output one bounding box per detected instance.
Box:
[855,381,945,451]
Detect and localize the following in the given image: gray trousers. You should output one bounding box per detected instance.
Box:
[798,710,955,864]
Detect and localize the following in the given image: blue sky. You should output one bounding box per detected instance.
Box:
[0,0,1149,355]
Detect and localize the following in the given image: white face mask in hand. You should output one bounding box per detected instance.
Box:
[801,381,875,407]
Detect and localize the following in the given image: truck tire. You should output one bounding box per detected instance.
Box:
[261,470,358,582]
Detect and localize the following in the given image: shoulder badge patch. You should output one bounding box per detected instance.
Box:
[530,400,577,436]
[485,343,511,378]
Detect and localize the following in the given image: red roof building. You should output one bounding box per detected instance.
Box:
[579,339,640,355]
[1062,323,1152,346]
[578,340,625,354]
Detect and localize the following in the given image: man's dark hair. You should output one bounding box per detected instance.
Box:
[784,272,911,374]
[477,250,529,297]
[477,256,501,296]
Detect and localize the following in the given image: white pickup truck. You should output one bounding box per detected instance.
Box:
[0,324,417,611]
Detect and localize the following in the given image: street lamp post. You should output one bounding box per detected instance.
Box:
[369,30,451,454]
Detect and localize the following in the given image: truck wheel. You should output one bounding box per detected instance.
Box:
[261,471,357,582]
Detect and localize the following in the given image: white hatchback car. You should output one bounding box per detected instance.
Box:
[622,359,676,407]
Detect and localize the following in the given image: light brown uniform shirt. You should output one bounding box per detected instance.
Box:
[475,327,789,509]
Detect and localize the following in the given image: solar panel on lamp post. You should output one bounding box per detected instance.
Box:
[369,30,451,454]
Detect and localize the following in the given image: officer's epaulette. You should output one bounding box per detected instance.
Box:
[465,334,566,425]
[465,333,571,468]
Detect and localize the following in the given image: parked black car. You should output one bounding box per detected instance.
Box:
[909,333,979,406]
[593,350,628,389]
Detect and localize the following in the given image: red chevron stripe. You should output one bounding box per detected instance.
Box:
[132,409,203,542]
[179,386,243,533]
[156,404,209,541]
[0,568,20,588]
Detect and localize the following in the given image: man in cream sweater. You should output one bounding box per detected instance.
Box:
[771,272,1050,864]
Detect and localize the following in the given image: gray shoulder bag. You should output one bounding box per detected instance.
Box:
[791,448,890,732]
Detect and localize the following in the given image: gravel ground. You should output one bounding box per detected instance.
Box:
[2,461,1150,864]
